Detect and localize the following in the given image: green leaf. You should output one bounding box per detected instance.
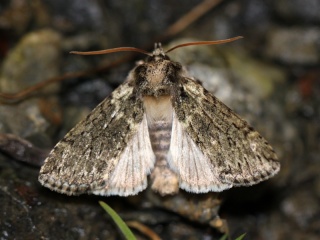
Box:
[99,201,137,240]
[235,233,246,240]
[219,234,228,240]
[219,233,246,240]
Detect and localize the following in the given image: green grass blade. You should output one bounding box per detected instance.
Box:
[235,233,246,240]
[99,201,137,240]
[219,233,246,240]
[219,234,228,240]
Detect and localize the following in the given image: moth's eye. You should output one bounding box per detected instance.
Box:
[145,56,153,62]
[145,55,161,62]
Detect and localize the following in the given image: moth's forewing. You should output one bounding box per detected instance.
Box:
[170,77,280,191]
[39,82,155,196]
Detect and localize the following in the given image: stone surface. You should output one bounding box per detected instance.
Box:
[274,0,320,23]
[0,29,63,147]
[0,0,319,239]
[265,27,320,65]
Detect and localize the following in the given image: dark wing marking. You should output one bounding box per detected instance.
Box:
[169,77,280,193]
[39,82,155,196]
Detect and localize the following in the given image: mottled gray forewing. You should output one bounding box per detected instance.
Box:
[39,82,145,195]
[172,77,280,188]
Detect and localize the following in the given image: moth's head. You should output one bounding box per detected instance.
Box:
[142,43,172,65]
[148,43,170,61]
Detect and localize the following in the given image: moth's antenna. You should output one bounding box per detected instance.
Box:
[165,36,243,53]
[70,36,243,56]
[70,47,151,56]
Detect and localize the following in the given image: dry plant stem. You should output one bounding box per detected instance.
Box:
[0,0,225,102]
[0,55,130,103]
[160,0,224,40]
[0,133,49,166]
[126,221,161,240]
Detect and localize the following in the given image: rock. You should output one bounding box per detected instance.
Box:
[274,0,320,23]
[281,190,319,229]
[265,27,320,65]
[0,153,117,240]
[0,29,62,147]
[0,29,61,92]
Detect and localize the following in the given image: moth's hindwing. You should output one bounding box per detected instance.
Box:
[169,77,280,193]
[39,82,155,196]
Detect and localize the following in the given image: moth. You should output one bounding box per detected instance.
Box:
[39,37,280,196]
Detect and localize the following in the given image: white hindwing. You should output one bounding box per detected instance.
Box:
[94,114,155,196]
[168,112,231,193]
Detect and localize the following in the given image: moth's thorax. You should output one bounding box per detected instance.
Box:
[145,60,171,86]
[134,55,182,97]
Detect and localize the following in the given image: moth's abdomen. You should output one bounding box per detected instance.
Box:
[143,95,179,195]
[143,95,173,162]
[149,122,172,162]
[149,120,179,195]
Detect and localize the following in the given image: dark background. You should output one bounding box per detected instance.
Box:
[0,0,319,239]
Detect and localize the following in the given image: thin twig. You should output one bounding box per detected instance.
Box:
[0,55,131,103]
[0,0,225,102]
[160,0,223,40]
[126,221,161,240]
